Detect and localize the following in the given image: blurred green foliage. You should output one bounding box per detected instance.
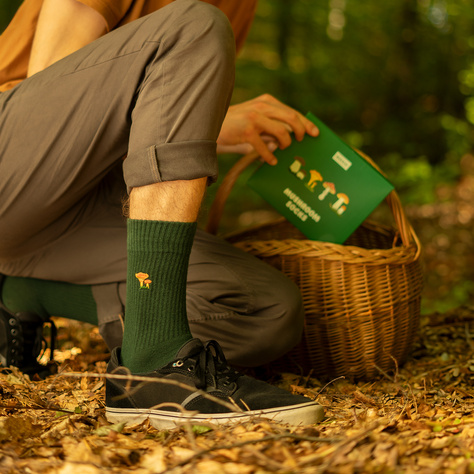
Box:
[230,0,474,205]
[0,0,22,32]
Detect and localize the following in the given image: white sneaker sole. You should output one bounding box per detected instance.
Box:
[106,401,324,429]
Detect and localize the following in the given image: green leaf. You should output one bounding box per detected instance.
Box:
[94,426,111,437]
[94,422,126,436]
[192,425,213,435]
[6,374,24,385]
[109,422,126,433]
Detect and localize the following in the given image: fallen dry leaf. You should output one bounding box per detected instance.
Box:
[0,308,473,473]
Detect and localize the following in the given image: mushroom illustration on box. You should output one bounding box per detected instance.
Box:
[332,193,349,215]
[289,156,306,179]
[247,112,394,244]
[306,170,323,191]
[318,182,335,201]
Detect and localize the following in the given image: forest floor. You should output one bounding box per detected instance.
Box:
[1,156,474,473]
[1,308,473,474]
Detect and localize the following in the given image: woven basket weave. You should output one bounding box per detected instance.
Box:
[207,152,423,380]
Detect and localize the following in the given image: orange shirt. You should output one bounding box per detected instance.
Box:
[0,0,257,92]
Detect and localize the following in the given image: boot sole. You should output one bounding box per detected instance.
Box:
[0,308,23,367]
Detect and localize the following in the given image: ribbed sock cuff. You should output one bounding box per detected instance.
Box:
[127,219,197,254]
[122,219,197,372]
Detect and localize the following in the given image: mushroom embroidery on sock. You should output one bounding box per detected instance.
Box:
[135,272,151,289]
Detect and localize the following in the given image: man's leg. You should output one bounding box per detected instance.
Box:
[103,227,305,367]
[1,225,305,368]
[99,3,324,424]
[121,178,206,372]
[186,230,305,367]
[1,277,97,325]
[0,0,233,267]
[0,0,235,372]
[0,0,324,426]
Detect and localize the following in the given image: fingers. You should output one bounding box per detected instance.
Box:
[241,115,302,165]
[248,131,279,165]
[252,115,294,149]
[252,94,319,141]
[216,93,319,165]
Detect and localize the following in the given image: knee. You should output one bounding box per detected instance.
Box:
[257,282,305,364]
[186,1,235,66]
[236,279,305,367]
[157,0,235,65]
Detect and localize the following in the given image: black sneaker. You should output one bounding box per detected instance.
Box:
[0,278,56,378]
[106,339,324,429]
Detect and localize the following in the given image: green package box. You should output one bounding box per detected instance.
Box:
[247,113,394,244]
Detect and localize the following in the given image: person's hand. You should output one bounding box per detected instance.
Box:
[216,94,319,165]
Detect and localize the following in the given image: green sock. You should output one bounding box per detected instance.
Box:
[120,219,196,373]
[1,276,98,325]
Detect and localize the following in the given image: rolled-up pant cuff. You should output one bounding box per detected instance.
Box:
[123,140,218,192]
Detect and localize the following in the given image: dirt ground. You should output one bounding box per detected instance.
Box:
[0,304,473,474]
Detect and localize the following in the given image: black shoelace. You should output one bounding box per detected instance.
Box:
[190,340,242,391]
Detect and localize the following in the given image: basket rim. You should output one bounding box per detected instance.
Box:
[226,217,421,266]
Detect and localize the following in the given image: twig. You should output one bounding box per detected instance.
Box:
[373,364,395,382]
[0,404,76,414]
[169,432,343,470]
[315,376,345,398]
[407,383,418,416]
[298,423,380,470]
[395,399,410,423]
[388,353,400,384]
[183,420,197,451]
[61,371,240,413]
[246,445,288,471]
[302,368,314,388]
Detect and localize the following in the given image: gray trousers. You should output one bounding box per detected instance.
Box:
[0,0,304,366]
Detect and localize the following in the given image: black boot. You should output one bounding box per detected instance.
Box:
[0,275,56,378]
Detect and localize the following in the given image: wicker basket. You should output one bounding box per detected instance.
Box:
[207,152,423,380]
